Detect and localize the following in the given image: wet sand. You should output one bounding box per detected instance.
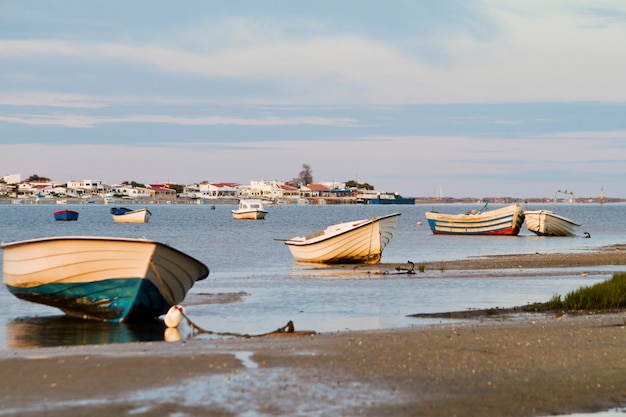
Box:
[2,248,626,416]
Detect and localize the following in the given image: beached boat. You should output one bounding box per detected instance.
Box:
[425,203,525,235]
[110,207,151,223]
[231,199,267,220]
[1,236,209,322]
[284,213,401,264]
[524,210,580,237]
[53,209,79,221]
[525,190,580,236]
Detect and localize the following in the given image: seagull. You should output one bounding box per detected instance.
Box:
[584,232,591,238]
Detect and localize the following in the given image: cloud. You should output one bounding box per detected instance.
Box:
[0,112,358,128]
[2,2,626,104]
[0,92,108,108]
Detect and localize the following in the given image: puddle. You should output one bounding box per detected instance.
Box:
[233,351,258,369]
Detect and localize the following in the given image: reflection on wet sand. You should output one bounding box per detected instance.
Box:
[5,316,167,349]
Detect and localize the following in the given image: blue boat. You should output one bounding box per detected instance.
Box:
[53,209,79,221]
[1,236,209,322]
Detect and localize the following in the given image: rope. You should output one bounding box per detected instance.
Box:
[179,309,312,338]
[151,262,316,338]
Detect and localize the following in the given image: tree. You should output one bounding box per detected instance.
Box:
[122,180,146,188]
[345,180,374,190]
[297,163,313,185]
[26,174,50,182]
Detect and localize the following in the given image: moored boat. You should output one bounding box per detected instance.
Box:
[425,203,525,235]
[110,207,151,223]
[231,199,267,220]
[525,190,580,236]
[284,213,401,264]
[1,236,209,322]
[53,209,79,221]
[524,210,580,237]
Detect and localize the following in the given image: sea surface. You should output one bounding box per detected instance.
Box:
[1,201,626,350]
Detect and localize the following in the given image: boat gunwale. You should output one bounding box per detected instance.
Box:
[285,213,401,247]
[0,236,209,281]
[524,209,581,227]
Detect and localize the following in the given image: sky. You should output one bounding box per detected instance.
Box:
[1,1,626,199]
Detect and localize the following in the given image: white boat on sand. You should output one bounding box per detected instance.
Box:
[1,236,209,322]
[425,203,525,235]
[232,199,267,220]
[525,190,580,236]
[284,213,401,264]
[110,207,151,223]
[524,210,580,237]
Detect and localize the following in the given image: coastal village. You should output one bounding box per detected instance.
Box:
[0,173,616,205]
[0,173,416,205]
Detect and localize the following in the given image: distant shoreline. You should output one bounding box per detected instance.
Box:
[1,196,625,205]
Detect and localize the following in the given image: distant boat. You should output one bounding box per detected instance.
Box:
[284,213,401,264]
[425,203,525,235]
[53,209,79,221]
[231,199,267,220]
[525,190,580,237]
[110,207,151,223]
[1,236,209,322]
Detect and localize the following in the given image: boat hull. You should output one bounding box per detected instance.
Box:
[524,210,580,236]
[110,207,151,223]
[231,209,267,220]
[285,213,400,264]
[425,203,525,235]
[1,236,209,322]
[53,210,79,221]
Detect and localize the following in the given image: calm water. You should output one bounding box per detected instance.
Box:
[1,201,626,350]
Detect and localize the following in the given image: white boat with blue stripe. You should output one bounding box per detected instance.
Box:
[425,203,525,236]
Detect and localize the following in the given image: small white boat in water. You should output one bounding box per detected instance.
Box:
[1,236,209,322]
[284,213,401,264]
[525,190,580,236]
[231,199,267,220]
[110,207,151,223]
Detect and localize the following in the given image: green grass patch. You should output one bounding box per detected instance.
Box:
[522,272,626,312]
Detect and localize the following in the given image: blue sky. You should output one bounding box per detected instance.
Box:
[1,1,626,198]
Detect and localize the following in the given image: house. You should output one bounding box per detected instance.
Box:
[200,182,240,199]
[2,174,21,184]
[148,184,177,200]
[110,185,153,199]
[278,183,300,200]
[250,180,284,200]
[300,183,331,198]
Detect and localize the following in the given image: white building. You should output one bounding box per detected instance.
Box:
[2,174,21,184]
[67,179,105,192]
[249,180,284,200]
[110,185,153,199]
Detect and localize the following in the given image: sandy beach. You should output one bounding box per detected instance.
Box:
[1,248,626,417]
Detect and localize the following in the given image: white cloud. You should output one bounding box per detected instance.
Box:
[0,112,358,128]
[0,92,108,108]
[2,2,626,104]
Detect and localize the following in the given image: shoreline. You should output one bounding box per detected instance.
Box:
[2,249,626,416]
[380,243,626,272]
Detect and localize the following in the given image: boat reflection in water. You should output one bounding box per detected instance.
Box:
[5,316,167,349]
